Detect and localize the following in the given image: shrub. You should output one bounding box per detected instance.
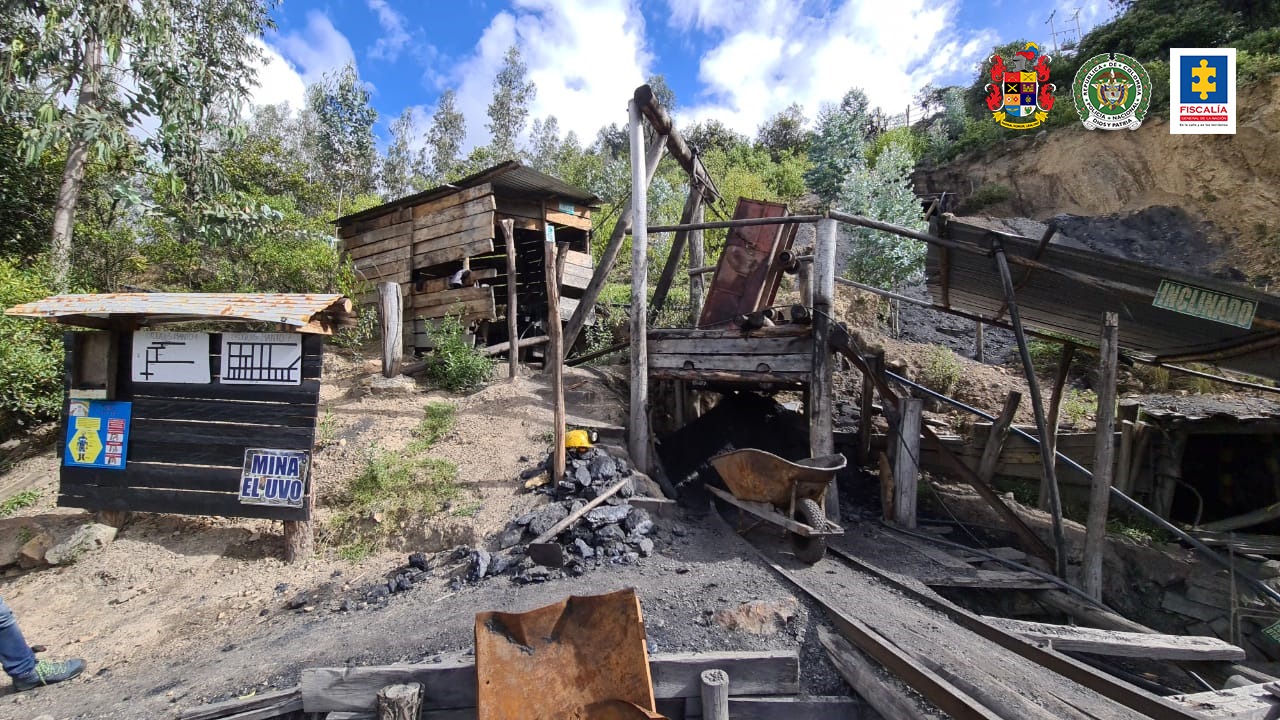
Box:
[0,259,63,439]
[959,183,1012,213]
[422,314,493,393]
[920,345,962,395]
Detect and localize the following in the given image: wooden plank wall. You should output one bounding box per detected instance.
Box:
[58,332,321,521]
[648,326,812,385]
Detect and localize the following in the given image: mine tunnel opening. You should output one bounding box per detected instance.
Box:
[1172,432,1280,532]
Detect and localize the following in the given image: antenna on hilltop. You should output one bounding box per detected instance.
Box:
[1045,10,1059,55]
[1070,8,1083,47]
[1045,8,1083,54]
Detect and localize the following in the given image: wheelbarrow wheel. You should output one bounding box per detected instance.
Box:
[791,498,828,564]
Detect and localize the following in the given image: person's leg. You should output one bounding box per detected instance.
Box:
[0,596,36,679]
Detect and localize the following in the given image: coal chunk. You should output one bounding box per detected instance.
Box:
[623,508,653,536]
[408,552,430,572]
[574,538,595,558]
[572,465,593,488]
[469,549,491,581]
[636,537,655,557]
[585,504,631,528]
[526,502,570,536]
[498,523,525,550]
[286,592,311,609]
[595,524,626,543]
[489,554,511,576]
[588,454,617,481]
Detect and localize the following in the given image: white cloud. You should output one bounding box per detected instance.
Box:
[669,0,995,135]
[448,0,651,151]
[247,38,308,113]
[270,11,356,86]
[367,0,413,62]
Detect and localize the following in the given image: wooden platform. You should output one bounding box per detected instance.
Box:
[647,325,812,387]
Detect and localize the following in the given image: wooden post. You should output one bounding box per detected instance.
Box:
[97,510,129,529]
[562,134,667,356]
[283,491,314,563]
[688,198,706,326]
[977,392,1022,485]
[377,282,402,378]
[892,398,922,529]
[376,683,422,720]
[500,218,519,380]
[1085,312,1119,601]
[858,351,883,465]
[974,320,985,362]
[797,259,812,309]
[1039,342,1076,509]
[544,224,566,484]
[811,219,838,521]
[699,669,730,720]
[992,241,1067,578]
[651,185,703,316]
[628,98,651,474]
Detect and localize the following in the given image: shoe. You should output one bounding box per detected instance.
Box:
[12,659,86,691]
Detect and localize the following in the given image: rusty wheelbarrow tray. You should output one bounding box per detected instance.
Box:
[708,448,846,563]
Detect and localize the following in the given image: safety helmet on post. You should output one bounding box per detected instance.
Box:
[565,429,595,450]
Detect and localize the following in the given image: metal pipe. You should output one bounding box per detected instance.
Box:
[884,368,1280,607]
[641,215,824,234]
[994,241,1068,578]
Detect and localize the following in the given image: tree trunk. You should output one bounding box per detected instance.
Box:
[51,37,103,290]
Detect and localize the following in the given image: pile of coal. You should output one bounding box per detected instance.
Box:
[497,447,658,583]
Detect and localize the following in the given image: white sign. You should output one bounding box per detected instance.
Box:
[131,331,211,384]
[1170,48,1236,135]
[220,332,302,385]
[239,448,308,508]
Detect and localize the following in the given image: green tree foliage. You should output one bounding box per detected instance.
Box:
[426,89,465,182]
[757,103,810,160]
[0,0,274,287]
[0,114,59,262]
[0,259,64,438]
[382,108,428,200]
[309,61,378,214]
[486,46,536,161]
[805,89,871,205]
[838,135,927,288]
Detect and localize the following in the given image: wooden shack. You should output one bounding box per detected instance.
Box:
[3,293,356,562]
[335,161,598,354]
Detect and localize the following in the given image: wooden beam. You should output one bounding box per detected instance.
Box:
[651,184,703,317]
[629,99,652,474]
[481,335,547,357]
[545,222,566,484]
[561,133,666,356]
[1085,313,1118,601]
[682,696,871,720]
[977,392,1021,484]
[500,219,519,380]
[1038,342,1076,509]
[632,85,719,201]
[892,398,922,529]
[689,200,705,326]
[301,651,799,713]
[818,628,932,720]
[811,218,838,520]
[858,352,882,465]
[983,617,1246,661]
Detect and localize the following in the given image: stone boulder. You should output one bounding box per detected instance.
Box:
[45,523,117,565]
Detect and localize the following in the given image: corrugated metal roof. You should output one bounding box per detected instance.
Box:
[4,293,355,334]
[335,161,599,226]
[926,215,1280,380]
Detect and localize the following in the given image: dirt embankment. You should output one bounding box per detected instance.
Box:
[913,76,1280,282]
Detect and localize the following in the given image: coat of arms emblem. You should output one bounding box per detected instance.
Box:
[1072,53,1151,130]
[984,42,1054,130]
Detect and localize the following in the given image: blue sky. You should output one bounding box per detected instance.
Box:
[249,0,1115,149]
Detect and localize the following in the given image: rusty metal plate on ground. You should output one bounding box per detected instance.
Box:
[475,588,661,720]
[698,198,790,328]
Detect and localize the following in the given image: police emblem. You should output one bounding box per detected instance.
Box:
[1073,53,1151,130]
[984,42,1054,130]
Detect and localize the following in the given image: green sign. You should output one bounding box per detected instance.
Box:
[1153,279,1256,329]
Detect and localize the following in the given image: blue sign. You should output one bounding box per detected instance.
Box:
[239,448,309,508]
[544,223,556,243]
[64,400,131,470]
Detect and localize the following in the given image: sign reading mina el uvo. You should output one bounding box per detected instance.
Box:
[239,449,309,508]
[1153,279,1257,329]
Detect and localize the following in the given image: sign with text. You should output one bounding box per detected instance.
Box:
[239,449,309,508]
[65,400,131,470]
[220,332,302,385]
[1153,279,1256,329]
[131,331,211,384]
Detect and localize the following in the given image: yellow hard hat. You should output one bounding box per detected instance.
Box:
[565,429,594,449]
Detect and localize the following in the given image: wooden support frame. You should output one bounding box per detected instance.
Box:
[500,219,519,380]
[628,99,651,474]
[688,199,706,326]
[1038,342,1076,509]
[811,219,838,521]
[545,221,566,484]
[1084,312,1119,601]
[977,392,1022,485]
[651,183,704,317]
[892,398,922,529]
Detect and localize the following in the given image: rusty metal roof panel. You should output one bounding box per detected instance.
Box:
[335,161,598,226]
[4,293,354,333]
[926,215,1280,380]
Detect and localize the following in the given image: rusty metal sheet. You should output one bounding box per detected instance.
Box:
[475,589,661,720]
[4,293,354,334]
[710,449,845,507]
[698,198,790,328]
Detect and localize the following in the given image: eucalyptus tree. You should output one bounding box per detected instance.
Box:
[486,46,535,161]
[0,0,274,288]
[426,89,465,182]
[308,61,378,216]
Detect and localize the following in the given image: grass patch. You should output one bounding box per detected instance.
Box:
[316,406,338,447]
[1060,389,1098,426]
[919,345,961,396]
[323,403,465,560]
[0,489,40,517]
[958,183,1011,213]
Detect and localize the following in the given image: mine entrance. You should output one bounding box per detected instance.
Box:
[1173,431,1280,531]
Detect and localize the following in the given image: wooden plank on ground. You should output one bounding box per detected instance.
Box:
[301,650,799,713]
[924,570,1059,590]
[819,627,938,720]
[1168,683,1280,719]
[683,695,871,719]
[180,688,303,720]
[983,617,1246,661]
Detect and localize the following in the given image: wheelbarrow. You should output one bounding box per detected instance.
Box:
[708,449,846,563]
